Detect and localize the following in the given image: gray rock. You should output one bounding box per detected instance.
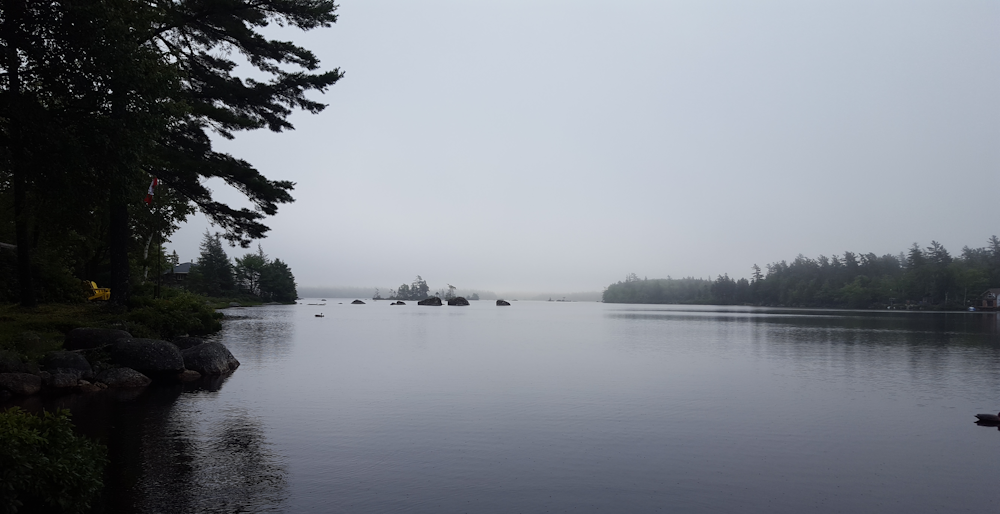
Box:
[0,350,29,373]
[43,350,93,380]
[0,373,42,395]
[351,299,365,304]
[49,373,80,388]
[447,297,470,306]
[418,297,443,306]
[110,338,185,377]
[95,367,152,388]
[181,342,240,375]
[172,336,205,350]
[496,299,511,306]
[64,328,132,351]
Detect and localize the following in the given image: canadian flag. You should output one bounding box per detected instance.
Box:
[143,177,158,205]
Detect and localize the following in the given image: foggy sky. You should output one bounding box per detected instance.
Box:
[167,0,1000,294]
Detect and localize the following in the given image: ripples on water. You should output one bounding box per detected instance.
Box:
[7,302,1000,513]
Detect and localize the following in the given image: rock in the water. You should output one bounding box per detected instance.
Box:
[351,299,365,304]
[418,297,443,306]
[496,299,511,306]
[64,328,132,351]
[0,350,29,373]
[110,338,185,377]
[95,367,152,388]
[447,297,470,306]
[172,336,205,350]
[181,342,240,375]
[43,350,93,380]
[391,301,405,305]
[0,373,42,395]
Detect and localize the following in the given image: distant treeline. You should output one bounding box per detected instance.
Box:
[603,237,1000,309]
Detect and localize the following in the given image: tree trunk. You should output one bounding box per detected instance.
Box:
[108,76,130,307]
[4,0,36,308]
[108,177,130,307]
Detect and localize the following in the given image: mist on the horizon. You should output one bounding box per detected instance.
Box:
[167,0,999,293]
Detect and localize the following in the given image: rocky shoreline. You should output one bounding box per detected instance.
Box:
[0,328,240,400]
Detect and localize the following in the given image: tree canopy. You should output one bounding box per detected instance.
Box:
[604,236,1000,309]
[0,0,341,306]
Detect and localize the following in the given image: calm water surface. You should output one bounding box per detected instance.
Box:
[13,301,1000,512]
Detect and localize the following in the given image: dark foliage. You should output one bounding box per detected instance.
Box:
[604,237,1000,309]
[0,408,107,514]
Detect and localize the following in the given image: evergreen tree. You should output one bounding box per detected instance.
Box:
[189,231,235,297]
[234,245,268,296]
[260,259,297,303]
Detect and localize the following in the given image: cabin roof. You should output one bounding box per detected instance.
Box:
[165,262,196,274]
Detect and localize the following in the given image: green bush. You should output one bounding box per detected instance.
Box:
[127,289,223,339]
[0,408,107,514]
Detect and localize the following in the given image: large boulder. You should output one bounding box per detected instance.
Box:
[418,297,443,306]
[64,328,131,351]
[172,336,205,350]
[43,350,93,380]
[496,299,511,306]
[447,297,470,306]
[110,338,185,377]
[181,342,240,375]
[0,373,41,396]
[351,299,365,304]
[0,350,30,373]
[95,367,152,388]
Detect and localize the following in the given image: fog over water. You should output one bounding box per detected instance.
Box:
[167,0,1000,293]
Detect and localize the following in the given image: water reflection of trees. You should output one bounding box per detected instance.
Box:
[4,374,288,513]
[606,309,1000,392]
[135,403,287,513]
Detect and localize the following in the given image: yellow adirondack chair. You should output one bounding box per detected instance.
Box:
[86,281,111,301]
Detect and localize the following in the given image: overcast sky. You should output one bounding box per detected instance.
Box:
[167,0,1000,294]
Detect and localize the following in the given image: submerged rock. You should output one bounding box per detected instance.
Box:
[447,297,470,306]
[181,342,240,375]
[496,299,511,306]
[64,328,132,351]
[418,297,443,306]
[0,373,42,396]
[78,381,102,393]
[96,367,152,388]
[178,369,202,381]
[110,338,185,377]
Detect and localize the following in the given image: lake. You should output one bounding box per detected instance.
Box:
[12,301,1000,512]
